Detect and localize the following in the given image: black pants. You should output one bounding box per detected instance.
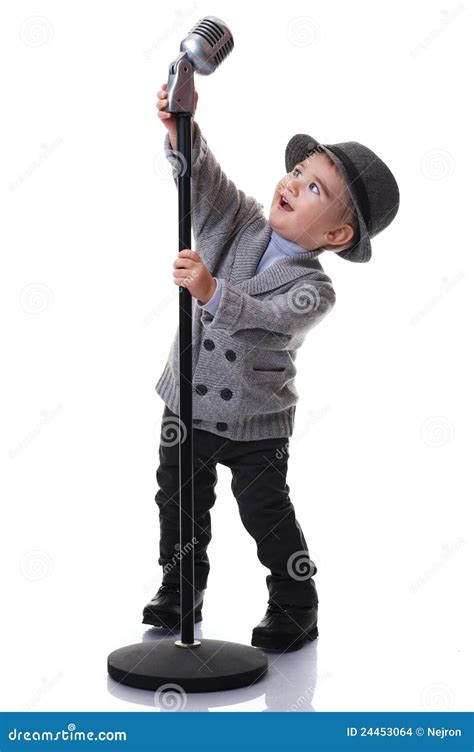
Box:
[154,405,318,608]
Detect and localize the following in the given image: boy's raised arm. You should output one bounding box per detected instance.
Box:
[157,81,263,263]
[163,121,264,246]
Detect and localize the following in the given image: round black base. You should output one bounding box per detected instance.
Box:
[107,638,268,693]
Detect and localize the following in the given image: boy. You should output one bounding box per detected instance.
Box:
[142,83,400,652]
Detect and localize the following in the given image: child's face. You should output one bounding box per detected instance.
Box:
[269,152,354,252]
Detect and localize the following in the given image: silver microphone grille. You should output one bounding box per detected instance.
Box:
[180,16,234,75]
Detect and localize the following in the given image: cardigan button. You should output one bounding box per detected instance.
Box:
[195,384,208,396]
[216,422,228,431]
[220,388,233,401]
[225,349,236,362]
[203,339,215,351]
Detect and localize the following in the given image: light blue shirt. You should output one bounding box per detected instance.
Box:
[197,230,308,315]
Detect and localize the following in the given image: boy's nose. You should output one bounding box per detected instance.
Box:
[279,175,298,198]
[287,173,299,189]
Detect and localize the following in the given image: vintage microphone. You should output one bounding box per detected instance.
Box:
[108,16,268,693]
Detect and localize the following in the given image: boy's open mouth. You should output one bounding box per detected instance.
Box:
[278,194,294,212]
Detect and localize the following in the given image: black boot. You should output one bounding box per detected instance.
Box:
[142,584,205,630]
[251,601,318,652]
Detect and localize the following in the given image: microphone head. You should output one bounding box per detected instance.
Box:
[180,16,234,75]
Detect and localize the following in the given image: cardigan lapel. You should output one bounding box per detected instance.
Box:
[229,216,328,295]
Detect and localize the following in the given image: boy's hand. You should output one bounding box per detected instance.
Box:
[172,249,216,303]
[157,82,199,151]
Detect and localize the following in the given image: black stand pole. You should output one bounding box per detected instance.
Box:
[107,55,268,693]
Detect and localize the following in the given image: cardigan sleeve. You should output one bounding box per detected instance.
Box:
[164,122,264,249]
[199,277,336,351]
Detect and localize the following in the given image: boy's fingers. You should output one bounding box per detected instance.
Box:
[178,249,200,258]
[173,257,195,268]
[174,250,201,265]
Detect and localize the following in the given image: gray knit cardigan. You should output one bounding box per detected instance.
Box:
[155,121,336,441]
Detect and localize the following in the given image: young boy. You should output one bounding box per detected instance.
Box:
[142,83,400,652]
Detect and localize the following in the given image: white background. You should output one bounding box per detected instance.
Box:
[1,0,472,712]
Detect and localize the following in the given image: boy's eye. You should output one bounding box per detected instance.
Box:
[291,167,320,195]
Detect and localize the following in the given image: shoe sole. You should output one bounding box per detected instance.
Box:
[142,609,202,630]
[251,623,318,652]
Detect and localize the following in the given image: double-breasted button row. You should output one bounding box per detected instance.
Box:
[203,339,236,362]
[195,384,233,401]
[196,339,232,432]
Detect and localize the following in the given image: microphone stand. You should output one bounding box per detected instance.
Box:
[107,51,268,693]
